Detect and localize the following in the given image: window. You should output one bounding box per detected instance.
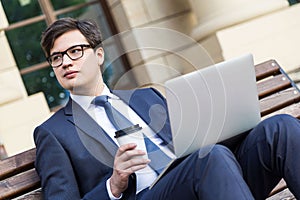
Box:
[1,0,135,110]
[288,0,300,5]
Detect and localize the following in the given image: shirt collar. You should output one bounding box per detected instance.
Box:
[70,84,119,111]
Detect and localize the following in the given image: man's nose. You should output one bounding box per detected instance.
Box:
[62,53,73,66]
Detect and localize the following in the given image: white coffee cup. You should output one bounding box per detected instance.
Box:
[115,124,148,160]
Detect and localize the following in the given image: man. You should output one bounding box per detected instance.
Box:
[34,17,300,200]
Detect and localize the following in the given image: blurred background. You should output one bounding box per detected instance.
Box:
[0,0,300,158]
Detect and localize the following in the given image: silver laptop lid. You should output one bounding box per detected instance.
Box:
[165,53,261,157]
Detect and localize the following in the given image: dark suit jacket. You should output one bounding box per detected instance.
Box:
[34,88,172,200]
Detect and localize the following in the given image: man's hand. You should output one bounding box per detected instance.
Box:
[110,143,150,197]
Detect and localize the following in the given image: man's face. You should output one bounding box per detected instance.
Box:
[50,30,104,95]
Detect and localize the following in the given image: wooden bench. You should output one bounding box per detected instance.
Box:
[0,59,299,200]
[0,148,41,199]
[256,60,300,119]
[256,60,300,199]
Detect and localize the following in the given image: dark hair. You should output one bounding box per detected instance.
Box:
[41,17,103,57]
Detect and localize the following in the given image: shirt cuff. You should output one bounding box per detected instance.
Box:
[106,178,123,200]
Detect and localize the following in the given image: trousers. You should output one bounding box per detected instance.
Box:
[138,114,300,200]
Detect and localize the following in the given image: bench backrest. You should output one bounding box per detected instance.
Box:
[0,148,41,199]
[0,60,299,199]
[255,60,300,118]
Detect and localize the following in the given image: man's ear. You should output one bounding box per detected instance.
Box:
[95,47,105,66]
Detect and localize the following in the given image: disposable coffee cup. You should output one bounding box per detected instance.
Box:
[115,124,148,160]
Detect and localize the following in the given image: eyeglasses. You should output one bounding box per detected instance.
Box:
[47,44,92,68]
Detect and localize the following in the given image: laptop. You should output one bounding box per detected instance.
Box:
[150,53,261,188]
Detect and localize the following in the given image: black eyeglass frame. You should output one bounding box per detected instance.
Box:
[47,44,92,68]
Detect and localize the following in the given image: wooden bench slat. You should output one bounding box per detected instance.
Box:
[14,189,42,200]
[257,74,291,99]
[0,148,36,180]
[0,169,40,199]
[269,179,287,197]
[262,103,300,120]
[255,60,280,80]
[260,88,300,116]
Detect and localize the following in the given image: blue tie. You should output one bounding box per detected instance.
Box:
[92,95,171,174]
[93,95,131,130]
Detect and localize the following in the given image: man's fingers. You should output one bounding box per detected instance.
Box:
[119,143,137,151]
[116,144,147,161]
[116,157,150,171]
[113,143,150,176]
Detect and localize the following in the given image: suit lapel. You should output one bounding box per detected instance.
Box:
[64,99,118,160]
[64,99,137,198]
[113,88,173,149]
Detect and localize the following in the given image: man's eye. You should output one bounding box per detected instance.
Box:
[69,48,81,54]
[52,55,62,61]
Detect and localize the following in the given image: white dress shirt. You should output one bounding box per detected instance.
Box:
[70,85,175,199]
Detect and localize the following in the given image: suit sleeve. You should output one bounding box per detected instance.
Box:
[34,125,110,200]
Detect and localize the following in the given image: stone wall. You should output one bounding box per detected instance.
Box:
[0,2,51,157]
[106,0,296,94]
